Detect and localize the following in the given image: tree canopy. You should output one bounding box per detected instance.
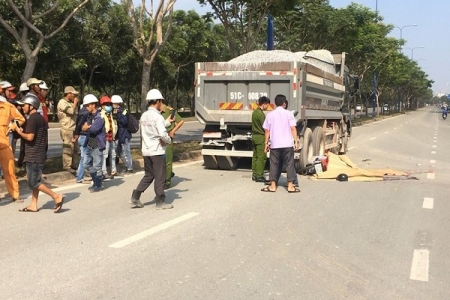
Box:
[0,0,433,113]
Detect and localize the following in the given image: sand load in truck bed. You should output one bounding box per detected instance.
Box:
[226,49,338,75]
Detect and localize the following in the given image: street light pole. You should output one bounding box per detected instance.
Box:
[395,24,417,47]
[403,46,424,60]
[395,24,417,113]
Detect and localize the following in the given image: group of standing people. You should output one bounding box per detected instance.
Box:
[56,88,136,193]
[0,78,64,212]
[0,77,183,211]
[251,94,300,193]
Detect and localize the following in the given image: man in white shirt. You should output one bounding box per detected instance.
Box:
[130,89,173,209]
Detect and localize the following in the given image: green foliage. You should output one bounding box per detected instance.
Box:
[0,0,433,111]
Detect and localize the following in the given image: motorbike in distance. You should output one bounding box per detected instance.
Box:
[442,108,448,120]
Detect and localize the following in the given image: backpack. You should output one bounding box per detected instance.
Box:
[126,112,139,133]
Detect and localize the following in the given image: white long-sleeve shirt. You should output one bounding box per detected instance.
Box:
[140,107,171,156]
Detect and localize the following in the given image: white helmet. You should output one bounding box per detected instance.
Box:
[39,81,49,90]
[0,81,13,89]
[19,83,29,92]
[111,95,123,104]
[83,94,98,106]
[146,89,164,101]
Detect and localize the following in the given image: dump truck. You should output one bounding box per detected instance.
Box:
[194,49,359,171]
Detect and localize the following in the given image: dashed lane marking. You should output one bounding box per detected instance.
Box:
[384,131,389,134]
[431,151,436,154]
[430,160,436,164]
[409,249,430,282]
[369,137,377,140]
[347,146,356,151]
[432,145,437,148]
[109,212,201,248]
[427,173,435,179]
[423,198,434,209]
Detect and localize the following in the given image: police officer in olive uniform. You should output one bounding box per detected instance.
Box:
[160,101,184,189]
[251,96,271,182]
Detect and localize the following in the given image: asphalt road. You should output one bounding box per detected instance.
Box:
[1,107,449,299]
[42,120,204,158]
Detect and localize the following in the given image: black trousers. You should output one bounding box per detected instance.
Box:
[269,147,296,183]
[136,155,166,198]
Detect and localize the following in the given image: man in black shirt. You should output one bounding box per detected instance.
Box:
[14,94,65,213]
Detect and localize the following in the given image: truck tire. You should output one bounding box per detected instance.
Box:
[203,155,219,169]
[312,127,325,156]
[296,127,313,172]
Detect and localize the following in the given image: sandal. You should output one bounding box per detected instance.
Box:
[261,186,276,192]
[19,207,39,212]
[287,188,301,193]
[54,195,65,213]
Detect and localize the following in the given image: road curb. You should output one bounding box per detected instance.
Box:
[0,150,203,197]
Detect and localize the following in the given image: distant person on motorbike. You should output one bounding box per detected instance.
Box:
[442,105,448,120]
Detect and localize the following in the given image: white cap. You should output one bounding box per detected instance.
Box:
[19,83,29,92]
[146,89,164,101]
[111,95,123,104]
[82,94,98,106]
[39,81,49,90]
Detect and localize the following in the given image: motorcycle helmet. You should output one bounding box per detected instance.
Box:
[336,173,349,182]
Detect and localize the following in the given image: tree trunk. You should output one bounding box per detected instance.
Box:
[21,56,38,82]
[174,66,180,109]
[141,61,151,114]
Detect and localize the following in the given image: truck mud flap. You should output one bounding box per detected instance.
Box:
[216,156,238,170]
[203,155,219,169]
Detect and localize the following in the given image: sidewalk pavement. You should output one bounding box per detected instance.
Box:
[0,150,202,198]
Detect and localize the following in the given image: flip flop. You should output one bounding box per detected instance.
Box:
[19,207,39,212]
[54,195,65,213]
[287,188,301,193]
[261,186,276,192]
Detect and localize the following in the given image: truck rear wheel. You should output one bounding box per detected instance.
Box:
[296,127,313,172]
[312,127,325,156]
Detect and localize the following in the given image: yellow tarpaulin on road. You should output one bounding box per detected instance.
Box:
[310,153,409,182]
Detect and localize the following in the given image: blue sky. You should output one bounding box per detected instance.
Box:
[157,0,449,95]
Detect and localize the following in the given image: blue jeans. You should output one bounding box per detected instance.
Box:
[102,140,116,175]
[76,135,87,181]
[84,146,103,178]
[116,139,133,171]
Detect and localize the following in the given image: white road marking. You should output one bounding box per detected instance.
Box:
[423,198,434,209]
[369,137,377,140]
[430,160,436,164]
[394,127,397,130]
[347,146,356,150]
[109,212,200,248]
[384,131,389,134]
[409,249,430,282]
[400,124,403,127]
[432,145,437,148]
[427,173,435,179]
[431,151,436,154]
